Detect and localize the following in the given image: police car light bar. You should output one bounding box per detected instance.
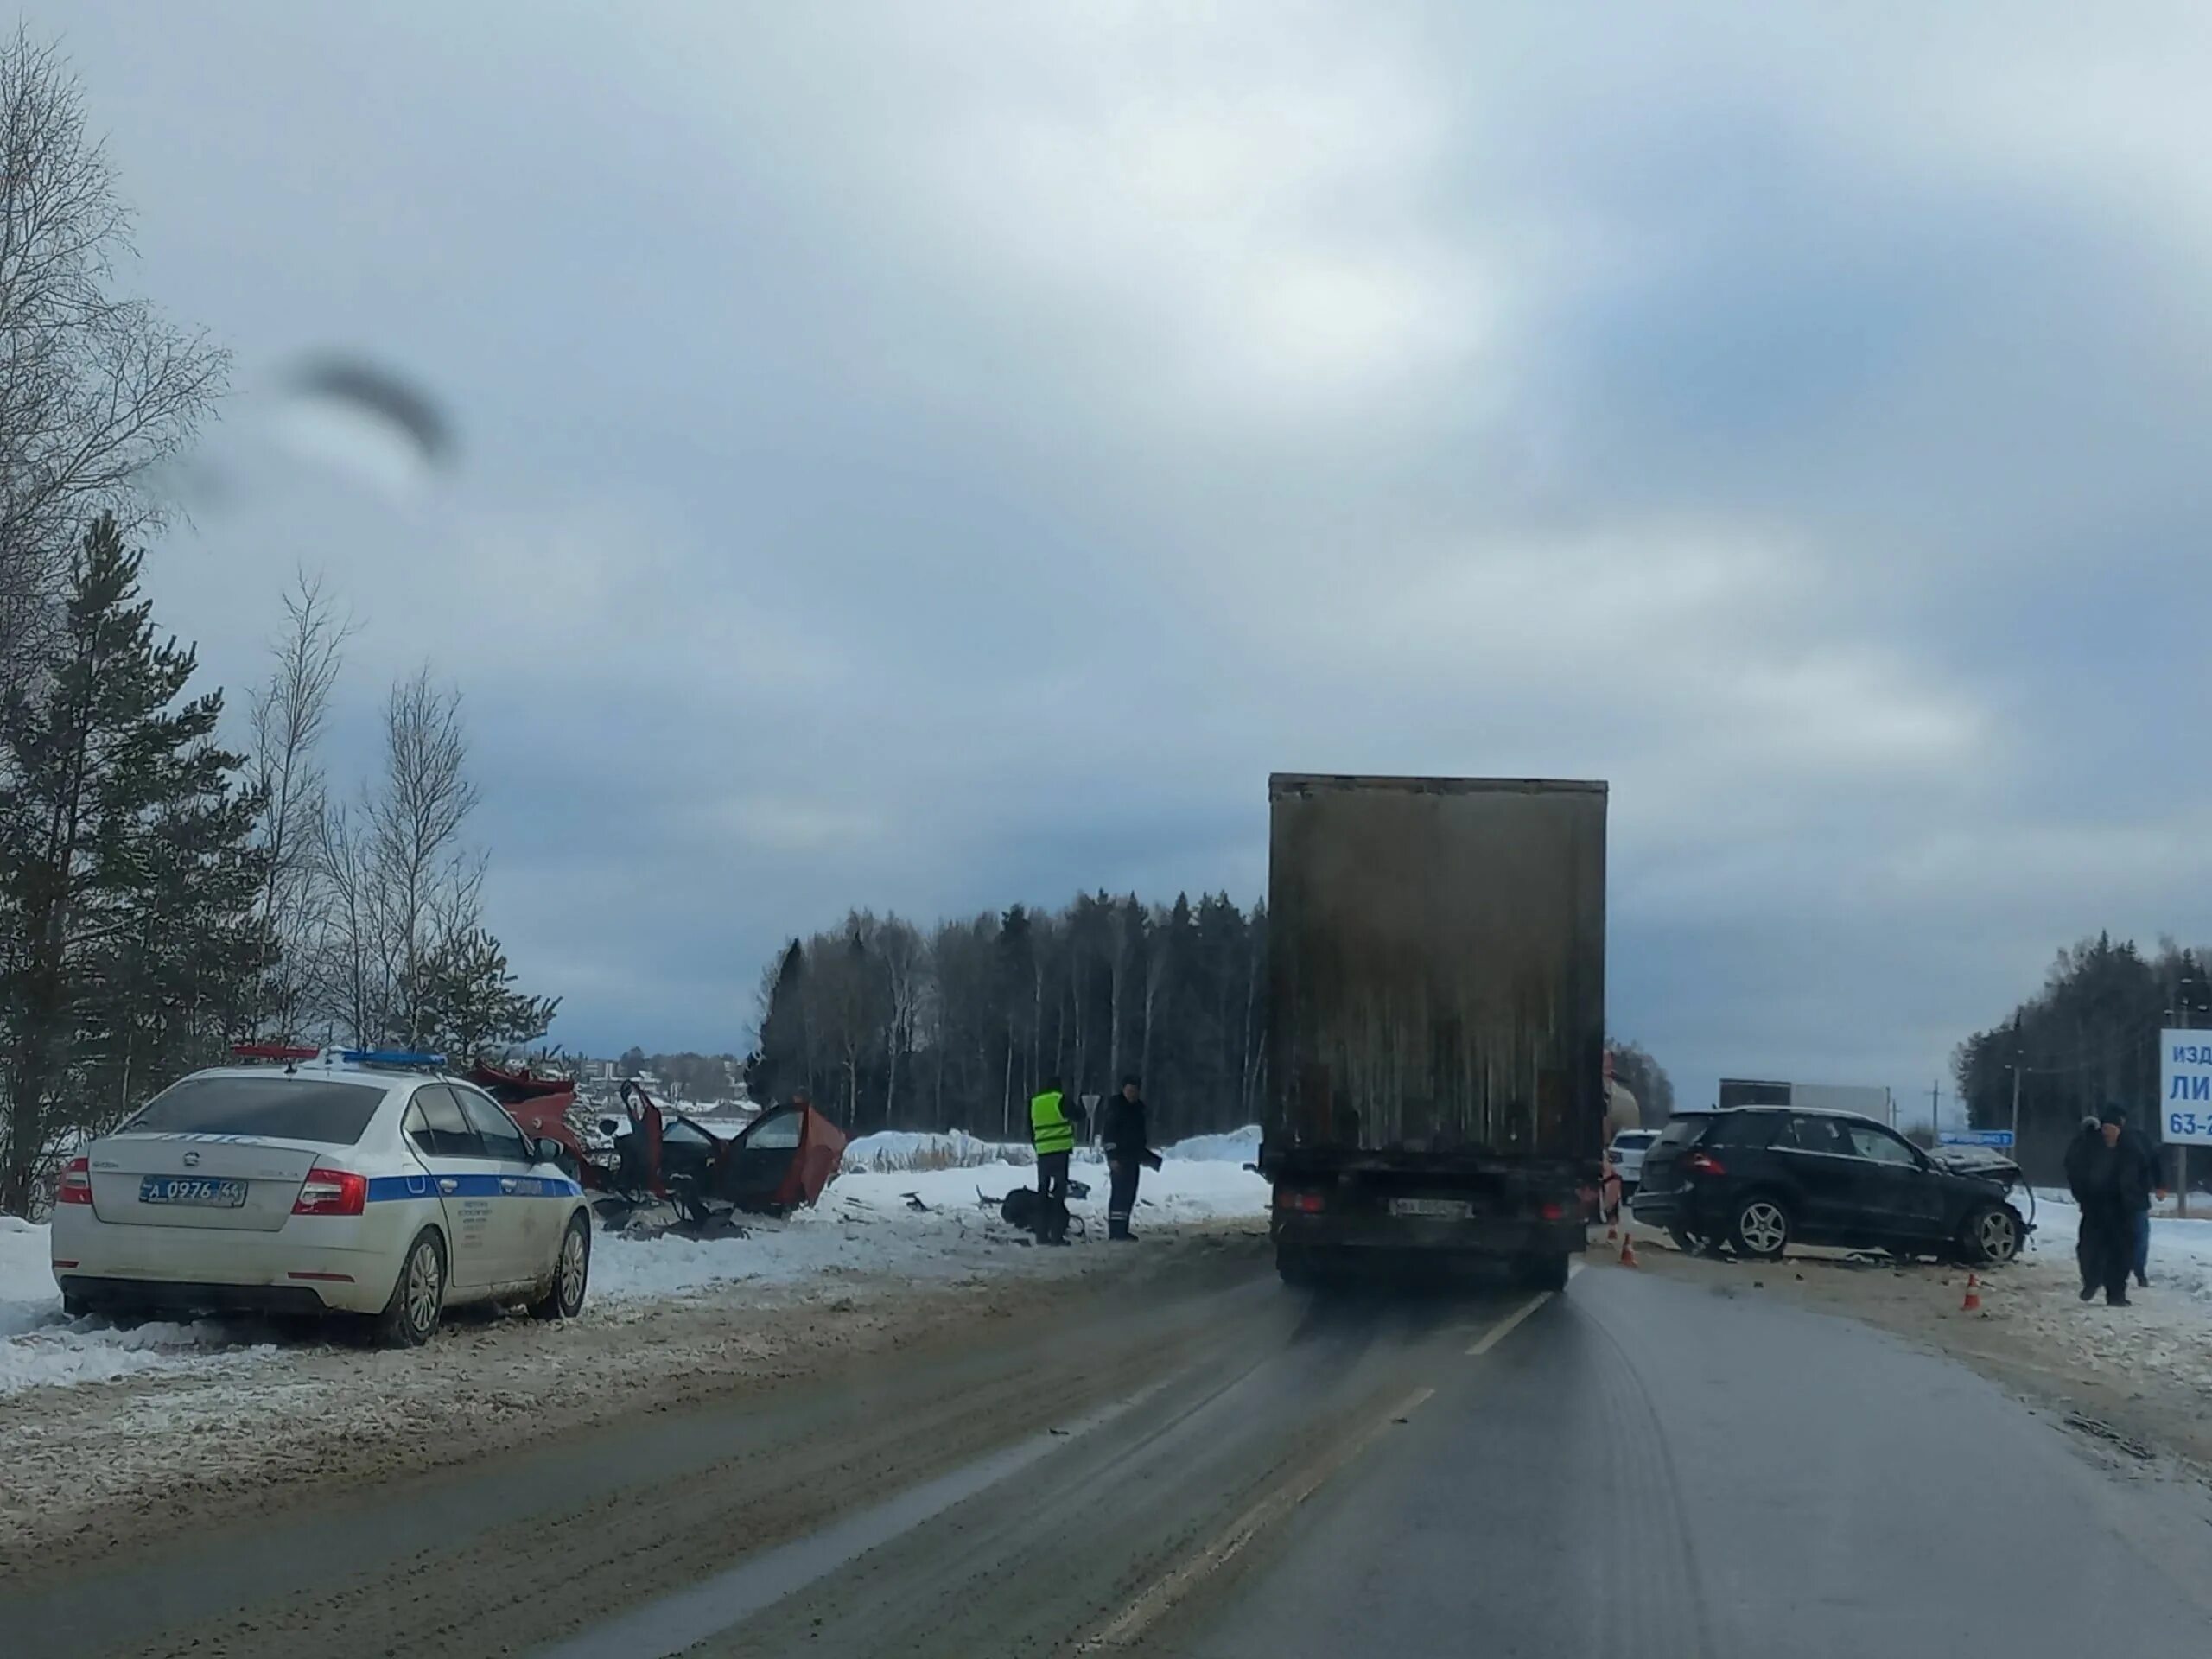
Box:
[232,1044,321,1062]
[339,1048,448,1068]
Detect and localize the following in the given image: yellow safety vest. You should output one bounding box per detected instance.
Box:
[1030,1090,1075,1155]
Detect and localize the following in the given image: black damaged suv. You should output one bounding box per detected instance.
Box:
[1630,1106,2026,1266]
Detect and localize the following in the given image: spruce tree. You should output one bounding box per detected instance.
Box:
[0,514,266,1211]
[752,938,808,1103]
[412,925,560,1062]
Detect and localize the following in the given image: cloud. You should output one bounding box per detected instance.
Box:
[38,0,2212,1109]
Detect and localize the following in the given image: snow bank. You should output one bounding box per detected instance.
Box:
[1995,1192,2212,1399]
[845,1124,1264,1173]
[2032,1185,2206,1221]
[2022,1193,2212,1312]
[0,1217,277,1396]
[1162,1125,1262,1165]
[0,1142,1271,1395]
[842,1128,1030,1173]
[593,1158,1270,1304]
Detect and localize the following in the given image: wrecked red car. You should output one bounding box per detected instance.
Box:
[492,1067,845,1224]
[468,1064,847,1221]
[469,1061,590,1162]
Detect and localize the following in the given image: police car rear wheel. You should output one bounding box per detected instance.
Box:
[373,1229,445,1348]
[531,1214,590,1320]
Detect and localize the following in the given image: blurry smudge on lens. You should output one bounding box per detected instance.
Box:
[270,353,457,497]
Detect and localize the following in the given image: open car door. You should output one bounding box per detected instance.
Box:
[614,1082,666,1199]
[715,1105,848,1214]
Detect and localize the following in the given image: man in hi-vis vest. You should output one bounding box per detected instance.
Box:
[1029,1076,1080,1244]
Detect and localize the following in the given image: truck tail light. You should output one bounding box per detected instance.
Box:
[1274,1188,1326,1214]
[293,1167,367,1217]
[1686,1151,1726,1178]
[59,1156,92,1205]
[1539,1200,1565,1221]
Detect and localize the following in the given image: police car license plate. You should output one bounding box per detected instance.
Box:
[1390,1197,1471,1219]
[139,1177,247,1208]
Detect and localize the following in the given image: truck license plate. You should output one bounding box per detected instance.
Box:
[139,1177,247,1208]
[1390,1198,1471,1219]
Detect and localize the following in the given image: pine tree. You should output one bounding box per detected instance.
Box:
[753,938,807,1103]
[0,515,267,1211]
[412,925,560,1062]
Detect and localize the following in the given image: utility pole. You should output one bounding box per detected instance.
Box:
[1930,1080,1942,1141]
[2177,1001,2192,1221]
[2008,1014,2024,1161]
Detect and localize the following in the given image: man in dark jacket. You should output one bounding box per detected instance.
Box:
[2063,1116,2102,1298]
[2075,1106,2158,1305]
[1102,1077,1161,1241]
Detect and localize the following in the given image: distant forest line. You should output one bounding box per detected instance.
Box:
[743,891,1678,1147]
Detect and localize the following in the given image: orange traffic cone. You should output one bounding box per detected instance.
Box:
[1961,1273,1980,1313]
[1619,1231,1639,1268]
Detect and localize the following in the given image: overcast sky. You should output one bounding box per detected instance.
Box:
[37,2,2212,1113]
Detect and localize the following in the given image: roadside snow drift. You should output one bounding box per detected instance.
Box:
[594,1157,1268,1303]
[0,1136,1268,1396]
[1984,1196,2212,1398]
[0,1217,279,1395]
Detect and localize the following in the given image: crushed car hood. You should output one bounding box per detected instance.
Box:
[1925,1145,2023,1186]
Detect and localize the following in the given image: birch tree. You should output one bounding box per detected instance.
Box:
[247,571,351,1040]
[0,29,226,701]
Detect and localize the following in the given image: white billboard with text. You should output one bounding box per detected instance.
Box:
[2158,1029,2212,1145]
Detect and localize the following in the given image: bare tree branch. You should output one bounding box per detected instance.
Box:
[248,569,353,1039]
[0,27,229,704]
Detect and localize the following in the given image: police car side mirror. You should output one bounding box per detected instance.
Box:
[534,1137,567,1166]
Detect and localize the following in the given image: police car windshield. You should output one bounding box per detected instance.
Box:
[124,1077,386,1145]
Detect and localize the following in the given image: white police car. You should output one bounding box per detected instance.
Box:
[50,1046,594,1347]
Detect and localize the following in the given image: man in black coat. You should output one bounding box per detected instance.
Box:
[2074,1106,2158,1306]
[1102,1077,1161,1242]
[2062,1116,2102,1297]
[2114,1119,2150,1300]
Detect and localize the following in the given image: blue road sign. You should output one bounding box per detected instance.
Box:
[1937,1129,2015,1148]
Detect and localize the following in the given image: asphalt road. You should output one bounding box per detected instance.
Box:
[8,1237,2210,1657]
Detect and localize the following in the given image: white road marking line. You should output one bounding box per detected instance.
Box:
[1465,1291,1553,1356]
[1084,1385,1435,1650]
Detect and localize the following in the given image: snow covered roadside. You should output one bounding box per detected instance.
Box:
[0,1146,1270,1399]
[0,1166,1269,1565]
[1992,1193,2212,1398]
[840,1122,1263,1174]
[0,1216,283,1395]
[592,1157,1268,1303]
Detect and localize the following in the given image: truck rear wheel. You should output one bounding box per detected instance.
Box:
[1518,1253,1570,1293]
[1276,1244,1317,1287]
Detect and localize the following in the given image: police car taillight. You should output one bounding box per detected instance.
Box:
[59,1156,92,1205]
[292,1167,367,1217]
